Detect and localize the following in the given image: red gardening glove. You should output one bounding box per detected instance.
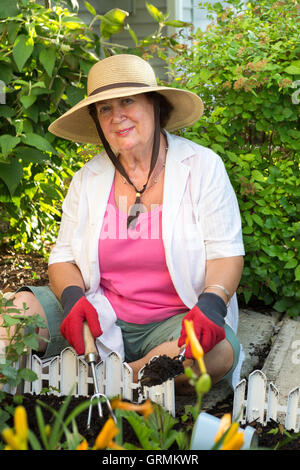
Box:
[60,286,102,355]
[178,293,226,357]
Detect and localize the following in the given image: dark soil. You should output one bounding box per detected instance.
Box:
[140,354,184,387]
[2,392,141,449]
[1,247,299,450]
[3,391,300,450]
[0,247,49,292]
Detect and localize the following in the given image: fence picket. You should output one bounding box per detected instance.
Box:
[49,356,60,395]
[105,352,122,398]
[266,382,279,423]
[60,348,77,396]
[122,362,133,401]
[23,354,32,394]
[285,387,300,431]
[232,378,246,423]
[163,379,175,417]
[78,357,88,397]
[31,355,43,394]
[23,348,300,430]
[246,370,267,424]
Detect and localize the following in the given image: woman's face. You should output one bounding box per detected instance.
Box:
[96,94,155,155]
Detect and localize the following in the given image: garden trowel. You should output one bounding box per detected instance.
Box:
[83,322,116,428]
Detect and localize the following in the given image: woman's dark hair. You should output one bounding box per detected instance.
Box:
[146,92,174,129]
[88,92,173,129]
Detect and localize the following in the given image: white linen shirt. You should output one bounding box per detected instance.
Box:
[49,132,245,361]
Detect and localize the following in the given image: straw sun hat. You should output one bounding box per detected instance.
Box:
[48,54,204,144]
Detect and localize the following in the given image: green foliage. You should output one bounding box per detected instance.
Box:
[0,0,103,253]
[118,403,187,450]
[167,0,300,315]
[0,294,48,390]
[0,0,188,254]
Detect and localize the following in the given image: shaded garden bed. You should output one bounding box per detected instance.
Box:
[2,392,300,450]
[2,247,298,450]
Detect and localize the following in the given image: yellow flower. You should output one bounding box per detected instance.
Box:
[222,429,244,450]
[184,319,206,374]
[76,439,88,450]
[14,406,28,442]
[93,417,120,450]
[110,398,154,420]
[214,413,232,443]
[214,413,244,450]
[2,406,28,450]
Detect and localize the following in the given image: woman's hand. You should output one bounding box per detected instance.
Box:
[60,286,102,355]
[178,293,226,356]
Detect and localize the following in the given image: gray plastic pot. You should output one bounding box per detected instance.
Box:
[190,412,258,450]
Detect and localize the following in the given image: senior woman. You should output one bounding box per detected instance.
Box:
[4,54,244,389]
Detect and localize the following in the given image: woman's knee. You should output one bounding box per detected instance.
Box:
[206,339,234,384]
[4,290,49,351]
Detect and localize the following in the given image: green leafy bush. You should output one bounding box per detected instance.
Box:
[0,0,187,254]
[0,0,126,253]
[167,0,300,315]
[0,293,47,393]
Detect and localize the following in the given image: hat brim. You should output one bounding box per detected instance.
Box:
[48,86,204,144]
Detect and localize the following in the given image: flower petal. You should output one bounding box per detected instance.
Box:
[93,417,119,450]
[214,413,232,443]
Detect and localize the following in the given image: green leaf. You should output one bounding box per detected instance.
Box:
[284,259,297,269]
[21,133,56,154]
[13,34,34,72]
[84,1,96,16]
[39,47,56,77]
[164,20,190,28]
[0,105,15,118]
[0,363,18,383]
[0,0,19,19]
[273,299,289,313]
[23,334,39,350]
[20,94,37,109]
[100,9,129,39]
[0,135,20,157]
[295,265,300,281]
[252,169,265,182]
[285,65,300,75]
[65,85,85,107]
[2,314,21,326]
[146,2,165,22]
[0,158,23,195]
[18,368,38,382]
[252,213,264,227]
[14,146,49,164]
[0,63,13,83]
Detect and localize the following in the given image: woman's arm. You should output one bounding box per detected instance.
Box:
[48,262,85,301]
[204,255,244,303]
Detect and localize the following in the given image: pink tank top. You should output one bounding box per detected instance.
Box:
[98,179,187,324]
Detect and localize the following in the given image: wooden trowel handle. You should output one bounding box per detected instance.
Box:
[83,321,98,361]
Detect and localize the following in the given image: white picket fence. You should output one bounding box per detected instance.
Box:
[6,347,175,416]
[233,369,300,431]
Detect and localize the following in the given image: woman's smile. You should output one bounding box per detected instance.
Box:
[115,126,135,137]
[96,94,155,155]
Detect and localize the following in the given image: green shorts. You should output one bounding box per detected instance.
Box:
[17,286,241,385]
[116,314,241,385]
[17,285,69,359]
